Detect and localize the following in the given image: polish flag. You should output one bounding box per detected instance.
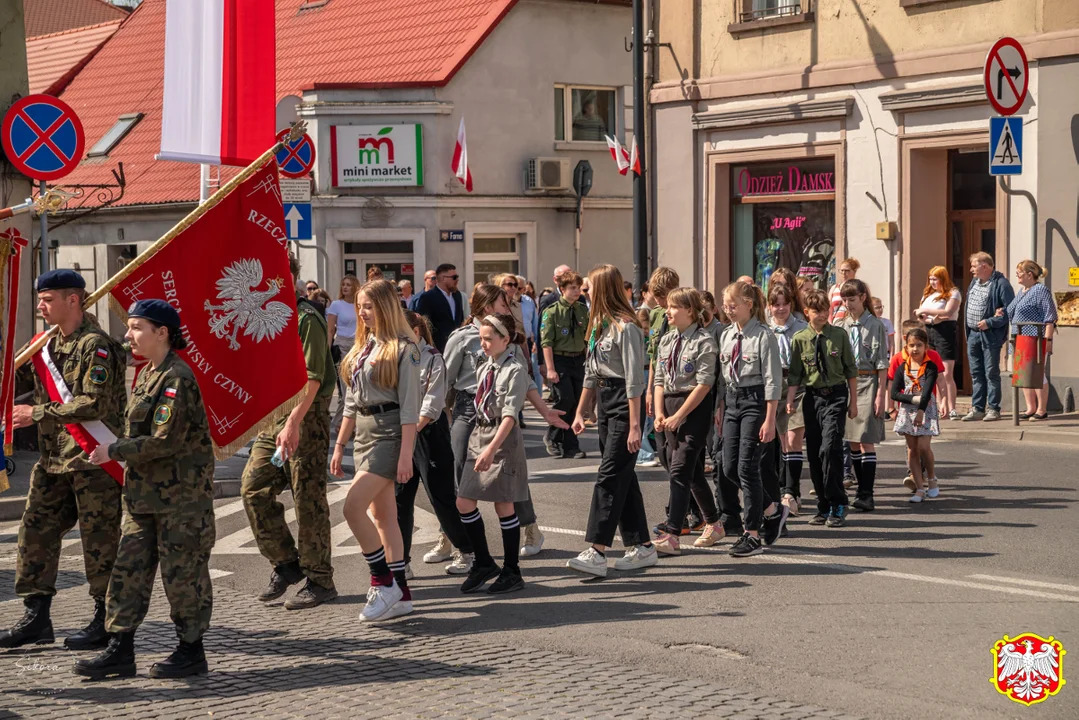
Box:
[452,118,473,192]
[158,0,276,167]
[605,134,630,175]
[628,134,641,176]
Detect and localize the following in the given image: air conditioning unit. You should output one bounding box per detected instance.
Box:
[527,157,571,192]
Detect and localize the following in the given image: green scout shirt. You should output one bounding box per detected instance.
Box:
[788,323,857,390]
[540,297,588,354]
[109,352,214,514]
[19,316,127,474]
[647,305,668,366]
[298,298,335,401]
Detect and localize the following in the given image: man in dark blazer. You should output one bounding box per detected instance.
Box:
[415,263,465,352]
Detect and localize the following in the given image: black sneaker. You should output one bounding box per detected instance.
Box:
[761,505,790,546]
[544,440,563,458]
[851,496,875,512]
[808,513,828,526]
[571,450,587,459]
[283,580,339,610]
[257,562,304,602]
[826,505,848,528]
[652,522,690,537]
[487,567,525,594]
[460,562,500,594]
[728,533,763,558]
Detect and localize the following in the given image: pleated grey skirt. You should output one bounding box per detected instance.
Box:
[843,375,885,443]
[352,408,403,480]
[458,422,529,503]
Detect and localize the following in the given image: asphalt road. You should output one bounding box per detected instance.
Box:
[1,415,1075,719]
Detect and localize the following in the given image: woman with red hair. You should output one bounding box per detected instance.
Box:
[916,267,962,419]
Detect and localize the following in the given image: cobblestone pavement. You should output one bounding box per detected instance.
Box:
[0,558,860,720]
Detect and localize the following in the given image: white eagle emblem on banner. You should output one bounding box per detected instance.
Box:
[204,259,293,350]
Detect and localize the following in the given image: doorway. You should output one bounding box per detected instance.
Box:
[343,254,415,289]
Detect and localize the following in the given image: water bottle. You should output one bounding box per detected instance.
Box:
[270,446,289,468]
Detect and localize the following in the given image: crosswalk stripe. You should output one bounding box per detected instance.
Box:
[213,483,353,555]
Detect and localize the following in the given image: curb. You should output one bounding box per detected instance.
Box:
[939,428,1078,446]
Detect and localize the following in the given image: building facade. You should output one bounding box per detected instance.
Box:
[651,0,1079,409]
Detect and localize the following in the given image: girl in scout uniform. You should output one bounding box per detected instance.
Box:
[394,312,469,578]
[79,300,215,681]
[767,267,807,322]
[566,265,656,577]
[331,280,421,623]
[768,284,809,516]
[714,281,785,559]
[455,313,532,595]
[444,285,568,568]
[836,279,889,513]
[652,288,720,557]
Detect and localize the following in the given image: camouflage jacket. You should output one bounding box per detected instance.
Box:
[19,316,127,473]
[108,351,214,514]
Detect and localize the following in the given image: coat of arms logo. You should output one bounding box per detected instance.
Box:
[991,633,1066,706]
[204,259,293,350]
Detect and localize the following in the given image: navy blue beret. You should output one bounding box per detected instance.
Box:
[36,269,86,292]
[127,299,181,330]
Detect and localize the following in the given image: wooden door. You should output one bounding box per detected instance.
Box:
[948,211,996,395]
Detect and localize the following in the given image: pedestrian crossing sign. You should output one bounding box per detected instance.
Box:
[989,116,1022,176]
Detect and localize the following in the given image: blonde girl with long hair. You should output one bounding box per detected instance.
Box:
[567,265,657,577]
[330,280,421,622]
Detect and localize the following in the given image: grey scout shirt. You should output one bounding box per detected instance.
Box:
[417,338,447,422]
[838,310,889,372]
[655,322,718,394]
[445,320,537,395]
[716,318,783,401]
[584,320,647,399]
[476,346,530,424]
[343,336,422,425]
[769,316,809,370]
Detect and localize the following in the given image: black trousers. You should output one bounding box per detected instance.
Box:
[662,392,717,533]
[397,412,472,562]
[585,383,650,547]
[545,354,585,454]
[759,436,783,507]
[721,385,772,533]
[803,384,850,515]
[450,391,537,526]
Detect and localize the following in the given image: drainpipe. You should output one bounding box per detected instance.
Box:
[997,176,1037,264]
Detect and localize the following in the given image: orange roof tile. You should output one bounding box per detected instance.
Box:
[26,21,122,95]
[24,0,128,38]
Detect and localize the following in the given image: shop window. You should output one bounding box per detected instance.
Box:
[730,0,814,33]
[473,236,520,285]
[731,159,836,295]
[554,85,617,142]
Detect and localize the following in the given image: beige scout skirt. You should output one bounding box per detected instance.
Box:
[353,408,403,480]
[843,375,885,443]
[458,422,530,503]
[776,378,805,435]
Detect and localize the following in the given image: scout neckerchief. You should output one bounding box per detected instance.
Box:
[351,337,375,389]
[814,327,828,370]
[474,360,497,423]
[667,330,684,385]
[587,319,609,375]
[729,331,743,384]
[848,314,863,365]
[772,322,792,368]
[902,350,929,393]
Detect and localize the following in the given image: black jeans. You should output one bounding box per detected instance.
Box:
[546,354,585,454]
[397,412,472,562]
[662,392,717,533]
[451,390,537,526]
[721,385,770,533]
[585,382,650,547]
[803,384,850,515]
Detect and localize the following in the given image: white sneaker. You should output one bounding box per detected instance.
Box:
[636,458,660,468]
[359,582,403,622]
[375,599,414,621]
[909,490,925,504]
[614,544,659,571]
[926,480,940,499]
[423,533,453,564]
[567,547,608,577]
[404,563,414,581]
[519,523,545,557]
[445,551,474,576]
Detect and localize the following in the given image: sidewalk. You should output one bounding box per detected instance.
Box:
[939,411,1079,445]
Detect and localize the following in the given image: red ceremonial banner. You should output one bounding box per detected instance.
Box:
[109,161,307,457]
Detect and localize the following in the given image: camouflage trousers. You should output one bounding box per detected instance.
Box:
[16,465,122,600]
[241,398,334,589]
[105,508,215,643]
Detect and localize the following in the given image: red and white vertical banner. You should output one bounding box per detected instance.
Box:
[452,118,473,192]
[159,0,276,167]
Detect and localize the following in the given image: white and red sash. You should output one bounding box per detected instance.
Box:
[31,334,124,484]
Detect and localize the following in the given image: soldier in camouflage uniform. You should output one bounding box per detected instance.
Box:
[241,255,337,609]
[74,300,215,680]
[0,270,126,651]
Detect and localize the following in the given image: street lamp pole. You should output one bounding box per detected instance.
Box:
[632,0,648,293]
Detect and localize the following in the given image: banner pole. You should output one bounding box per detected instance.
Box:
[14,123,304,369]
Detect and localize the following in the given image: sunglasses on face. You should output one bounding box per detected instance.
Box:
[306,286,318,291]
[502,282,518,288]
[441,274,459,281]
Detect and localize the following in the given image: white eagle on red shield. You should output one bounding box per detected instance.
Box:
[991,633,1066,706]
[204,258,293,351]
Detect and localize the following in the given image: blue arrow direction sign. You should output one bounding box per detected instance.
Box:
[284,202,312,240]
[989,117,1022,176]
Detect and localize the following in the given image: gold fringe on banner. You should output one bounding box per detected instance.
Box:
[0,233,12,491]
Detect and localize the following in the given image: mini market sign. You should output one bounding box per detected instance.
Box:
[331,124,423,187]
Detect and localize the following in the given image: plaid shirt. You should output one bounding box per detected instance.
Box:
[1007,283,1058,337]
[965,279,992,328]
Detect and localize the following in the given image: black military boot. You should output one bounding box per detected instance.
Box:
[73,631,136,680]
[149,638,208,679]
[256,560,304,602]
[0,595,55,649]
[64,597,109,650]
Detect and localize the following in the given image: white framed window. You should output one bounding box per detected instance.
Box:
[472,236,520,285]
[554,85,618,142]
[740,0,806,22]
[464,222,537,292]
[87,113,143,157]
